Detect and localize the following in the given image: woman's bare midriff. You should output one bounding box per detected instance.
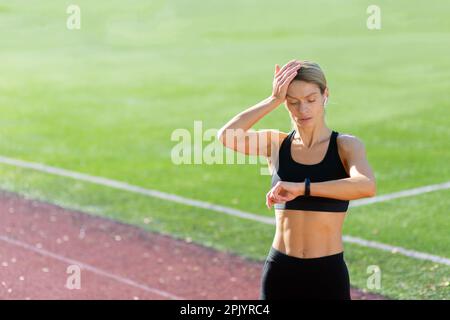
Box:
[272,209,347,259]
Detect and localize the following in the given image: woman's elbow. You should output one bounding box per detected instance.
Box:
[366,179,377,197]
[216,129,225,145]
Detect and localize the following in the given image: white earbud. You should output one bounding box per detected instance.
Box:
[324,97,328,106]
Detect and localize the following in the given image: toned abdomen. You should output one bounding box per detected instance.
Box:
[272,209,347,258]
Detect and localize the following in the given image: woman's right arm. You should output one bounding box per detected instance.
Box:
[217,59,302,157]
[216,95,282,157]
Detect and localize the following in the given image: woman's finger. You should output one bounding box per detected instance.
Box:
[277,60,299,77]
[276,192,289,201]
[277,185,291,198]
[276,62,301,79]
[277,69,300,91]
[278,66,300,84]
[278,60,296,74]
[274,64,280,75]
[272,192,289,204]
[269,191,278,202]
[281,63,301,78]
[270,192,280,202]
[279,72,298,88]
[266,192,273,208]
[271,185,281,197]
[266,182,291,208]
[267,195,273,209]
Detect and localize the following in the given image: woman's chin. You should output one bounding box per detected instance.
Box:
[295,119,313,126]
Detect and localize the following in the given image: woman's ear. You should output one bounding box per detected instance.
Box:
[323,87,329,106]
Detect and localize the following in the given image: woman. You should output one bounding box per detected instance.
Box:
[217,59,377,300]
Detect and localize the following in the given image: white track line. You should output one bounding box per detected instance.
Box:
[350,181,450,206]
[0,155,449,266]
[0,234,184,300]
[342,235,450,265]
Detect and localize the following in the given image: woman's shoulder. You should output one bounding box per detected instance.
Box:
[266,130,290,163]
[267,130,291,151]
[336,132,367,161]
[336,132,365,148]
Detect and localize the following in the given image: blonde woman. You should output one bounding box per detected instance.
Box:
[217,59,376,299]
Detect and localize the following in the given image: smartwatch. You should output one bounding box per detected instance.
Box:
[304,177,311,197]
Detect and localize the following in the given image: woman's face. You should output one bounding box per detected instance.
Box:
[284,80,328,127]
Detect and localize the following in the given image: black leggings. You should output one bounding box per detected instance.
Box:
[259,246,351,300]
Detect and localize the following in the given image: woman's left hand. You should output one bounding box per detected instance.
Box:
[266,181,304,209]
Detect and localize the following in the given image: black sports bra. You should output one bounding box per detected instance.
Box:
[270,129,350,212]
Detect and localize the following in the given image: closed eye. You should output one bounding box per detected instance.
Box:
[288,99,315,104]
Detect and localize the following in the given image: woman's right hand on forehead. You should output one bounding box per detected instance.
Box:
[271,59,302,103]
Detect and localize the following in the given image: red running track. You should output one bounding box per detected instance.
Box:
[0,191,386,300]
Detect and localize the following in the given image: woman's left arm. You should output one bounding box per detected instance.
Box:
[310,136,376,200]
[266,136,377,208]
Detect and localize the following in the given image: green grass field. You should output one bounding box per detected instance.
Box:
[0,0,449,299]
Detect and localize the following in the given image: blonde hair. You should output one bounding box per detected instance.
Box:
[293,60,327,93]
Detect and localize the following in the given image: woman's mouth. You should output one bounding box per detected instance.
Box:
[300,117,312,121]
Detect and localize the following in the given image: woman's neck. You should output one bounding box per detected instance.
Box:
[293,124,332,149]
